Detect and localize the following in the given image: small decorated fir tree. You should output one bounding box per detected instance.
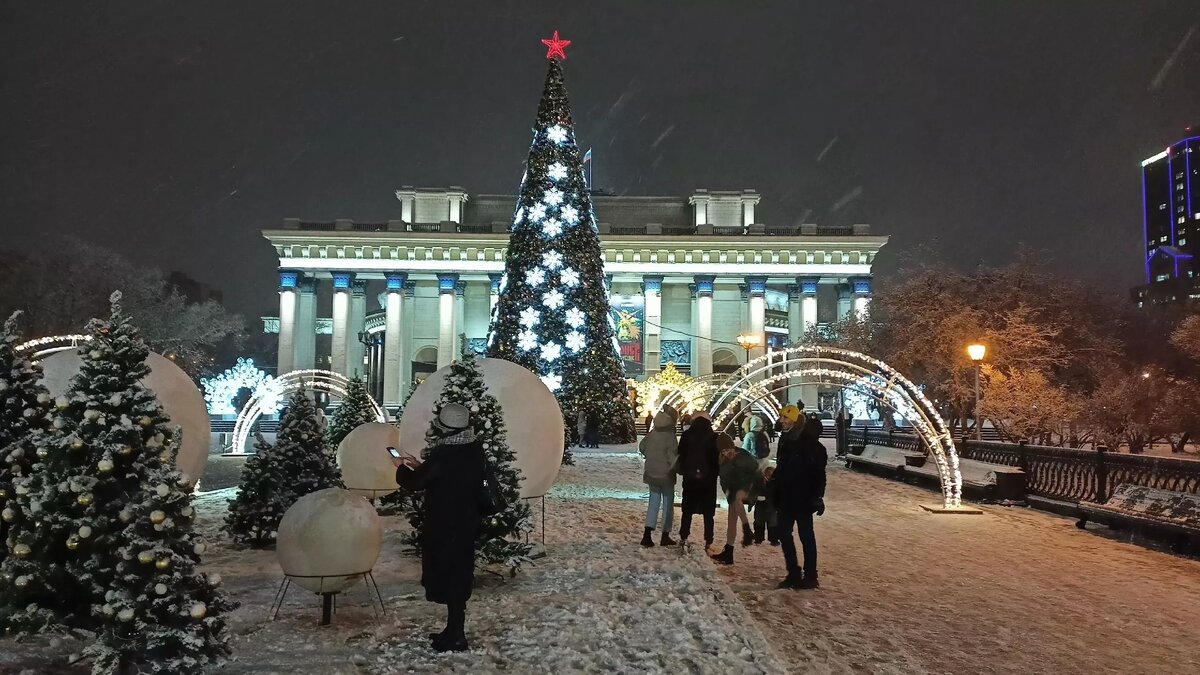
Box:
[0,293,233,673]
[327,374,375,447]
[0,312,52,569]
[395,342,533,573]
[224,390,342,548]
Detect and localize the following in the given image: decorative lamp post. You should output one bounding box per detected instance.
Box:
[736,333,763,365]
[967,343,986,441]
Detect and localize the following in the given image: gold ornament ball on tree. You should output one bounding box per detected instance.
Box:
[149,510,166,525]
[70,439,83,450]
[66,536,79,550]
[76,493,93,506]
[36,447,48,458]
[118,445,132,456]
[12,543,31,558]
[1,508,14,523]
[139,416,152,427]
[97,459,113,473]
[155,558,171,571]
[137,551,155,565]
[15,575,29,588]
[190,602,207,620]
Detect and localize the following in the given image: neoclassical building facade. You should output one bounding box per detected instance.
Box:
[262,187,887,413]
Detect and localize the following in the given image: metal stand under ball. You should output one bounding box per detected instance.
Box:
[269,571,386,626]
[521,495,547,547]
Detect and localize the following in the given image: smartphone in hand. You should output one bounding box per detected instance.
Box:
[386,446,401,458]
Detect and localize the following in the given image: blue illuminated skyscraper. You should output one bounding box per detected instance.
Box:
[1132,129,1200,306]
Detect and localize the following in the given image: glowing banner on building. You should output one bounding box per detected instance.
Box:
[609,297,644,375]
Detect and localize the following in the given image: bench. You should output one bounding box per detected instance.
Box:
[900,455,1027,503]
[1076,484,1200,554]
[845,444,923,479]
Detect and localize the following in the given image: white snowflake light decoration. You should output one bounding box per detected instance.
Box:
[565,307,586,328]
[566,331,586,352]
[540,372,562,391]
[519,307,540,328]
[542,250,564,270]
[542,289,565,310]
[547,162,568,181]
[560,204,580,225]
[542,218,563,237]
[542,188,564,207]
[518,330,539,352]
[560,268,580,287]
[529,203,547,223]
[540,341,562,362]
[546,125,568,144]
[525,268,546,286]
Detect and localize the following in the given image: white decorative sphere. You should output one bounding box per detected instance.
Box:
[39,350,209,487]
[276,488,382,594]
[399,358,564,498]
[336,423,401,498]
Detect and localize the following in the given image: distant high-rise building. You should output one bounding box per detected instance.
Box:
[1132,129,1200,306]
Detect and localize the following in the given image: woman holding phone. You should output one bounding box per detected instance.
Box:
[393,402,486,652]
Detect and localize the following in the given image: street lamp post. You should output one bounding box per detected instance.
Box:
[967,343,986,441]
[736,332,763,365]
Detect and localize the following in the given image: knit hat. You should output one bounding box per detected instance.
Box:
[779,405,801,423]
[433,403,471,434]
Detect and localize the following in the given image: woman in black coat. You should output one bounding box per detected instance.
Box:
[395,402,486,652]
[676,414,720,550]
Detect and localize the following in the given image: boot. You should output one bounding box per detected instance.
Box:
[741,523,754,547]
[432,632,469,652]
[640,527,656,548]
[767,526,780,546]
[753,522,766,544]
[798,571,820,589]
[660,532,677,546]
[776,571,803,589]
[710,545,734,565]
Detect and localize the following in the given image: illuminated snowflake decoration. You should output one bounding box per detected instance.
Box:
[518,330,539,352]
[202,358,278,416]
[559,268,580,288]
[543,188,564,207]
[565,307,586,328]
[540,341,562,362]
[546,125,568,144]
[560,204,580,225]
[525,268,546,286]
[566,331,586,353]
[542,218,563,237]
[542,250,564,270]
[547,162,568,181]
[540,372,562,391]
[519,307,540,328]
[543,289,565,310]
[529,203,547,223]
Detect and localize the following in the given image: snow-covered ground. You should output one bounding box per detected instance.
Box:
[4,448,1198,674]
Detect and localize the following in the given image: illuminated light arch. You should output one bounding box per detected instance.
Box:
[229,369,386,456]
[200,358,278,416]
[657,372,782,420]
[14,334,93,360]
[707,345,962,508]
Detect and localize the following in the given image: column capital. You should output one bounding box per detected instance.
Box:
[331,271,354,290]
[642,275,664,294]
[796,276,820,296]
[454,280,467,298]
[351,279,368,295]
[437,273,459,294]
[298,276,318,293]
[488,273,503,294]
[693,275,715,297]
[403,281,416,299]
[745,276,767,297]
[851,276,873,296]
[385,271,407,291]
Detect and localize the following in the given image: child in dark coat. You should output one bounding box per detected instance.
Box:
[751,465,779,545]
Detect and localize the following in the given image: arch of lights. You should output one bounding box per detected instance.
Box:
[657,372,782,420]
[14,334,93,360]
[229,369,386,456]
[201,358,279,416]
[707,345,962,508]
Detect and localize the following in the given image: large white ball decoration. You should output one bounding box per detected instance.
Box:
[336,423,401,498]
[400,357,564,498]
[276,488,382,594]
[40,350,210,487]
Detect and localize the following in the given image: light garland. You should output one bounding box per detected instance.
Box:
[201,357,278,416]
[633,363,707,418]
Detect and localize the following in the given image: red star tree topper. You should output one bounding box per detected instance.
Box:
[542,30,571,60]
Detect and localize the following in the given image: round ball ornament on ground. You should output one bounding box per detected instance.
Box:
[275,487,383,594]
[39,350,210,486]
[336,422,401,498]
[399,357,564,498]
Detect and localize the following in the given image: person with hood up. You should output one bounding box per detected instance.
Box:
[742,413,772,467]
[639,409,679,547]
[393,402,487,652]
[676,411,719,551]
[772,409,828,589]
[711,431,759,564]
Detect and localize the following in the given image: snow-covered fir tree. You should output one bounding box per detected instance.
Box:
[224,390,342,548]
[327,374,375,447]
[486,34,636,445]
[395,342,533,573]
[0,312,52,570]
[0,293,233,674]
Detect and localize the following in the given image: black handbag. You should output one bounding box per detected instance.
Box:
[478,463,507,517]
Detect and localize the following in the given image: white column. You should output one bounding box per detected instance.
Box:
[642,275,663,376]
[294,276,318,370]
[277,271,299,375]
[454,281,466,360]
[800,277,818,335]
[852,276,873,317]
[437,274,458,369]
[787,284,803,345]
[746,277,766,365]
[694,276,714,376]
[330,272,352,377]
[347,280,367,378]
[383,273,406,409]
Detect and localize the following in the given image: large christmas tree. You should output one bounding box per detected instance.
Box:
[224,390,343,548]
[395,341,533,574]
[486,32,635,444]
[0,293,233,673]
[327,374,375,447]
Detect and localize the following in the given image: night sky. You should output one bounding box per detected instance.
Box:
[1,1,1196,318]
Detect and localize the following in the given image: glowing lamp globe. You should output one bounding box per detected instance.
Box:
[967,343,987,362]
[276,488,382,594]
[40,350,209,487]
[400,357,564,498]
[336,422,401,498]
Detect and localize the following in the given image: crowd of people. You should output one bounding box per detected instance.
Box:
[639,403,828,589]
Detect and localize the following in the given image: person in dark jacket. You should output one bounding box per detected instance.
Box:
[772,407,828,589]
[676,413,719,551]
[711,440,759,565]
[751,465,778,545]
[583,410,601,448]
[394,403,486,652]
